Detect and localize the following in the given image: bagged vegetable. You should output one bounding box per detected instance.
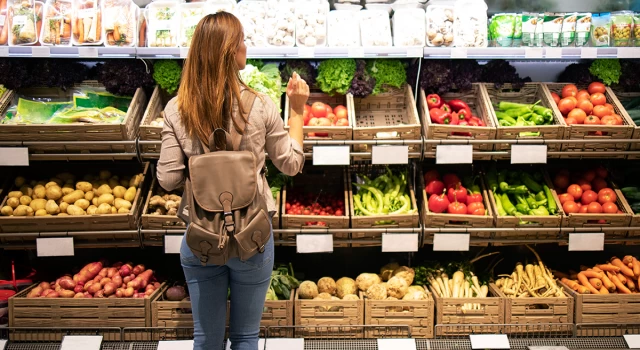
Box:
[72,0,103,45]
[327,9,359,47]
[521,12,540,47]
[359,10,391,47]
[611,10,633,47]
[102,0,137,47]
[425,0,454,47]
[146,0,179,47]
[295,0,328,47]
[634,13,640,47]
[8,0,38,46]
[489,13,515,47]
[591,12,610,47]
[263,0,295,47]
[392,8,425,47]
[453,0,487,48]
[560,13,577,47]
[0,2,9,45]
[543,12,563,47]
[513,14,521,46]
[237,0,267,47]
[40,0,73,46]
[179,2,207,47]
[575,13,592,47]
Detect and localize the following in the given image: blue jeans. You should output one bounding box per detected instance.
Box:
[180,232,274,350]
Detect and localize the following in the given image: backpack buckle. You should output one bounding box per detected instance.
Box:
[223,211,235,233]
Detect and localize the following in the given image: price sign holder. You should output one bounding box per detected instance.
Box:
[31,47,51,57]
[266,338,304,350]
[372,145,409,164]
[525,48,543,58]
[382,233,419,252]
[568,233,604,251]
[433,233,470,251]
[180,47,190,58]
[0,147,29,166]
[527,347,569,350]
[298,47,315,58]
[545,47,562,58]
[470,334,510,350]
[227,339,265,350]
[436,145,472,164]
[580,47,598,59]
[378,339,417,350]
[36,237,74,257]
[348,47,365,58]
[511,145,547,164]
[406,47,423,58]
[78,47,99,58]
[0,47,9,57]
[617,48,640,59]
[164,235,183,254]
[296,234,333,253]
[60,335,102,350]
[624,334,640,348]
[451,48,467,58]
[312,146,350,166]
[158,340,194,350]
[0,339,7,350]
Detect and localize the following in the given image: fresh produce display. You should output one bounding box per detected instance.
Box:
[279,60,316,89]
[288,101,349,132]
[316,59,356,95]
[96,59,155,96]
[295,1,328,47]
[553,166,624,216]
[425,170,487,216]
[284,184,345,226]
[165,283,188,301]
[266,263,300,301]
[489,13,516,47]
[359,264,429,301]
[0,170,143,217]
[366,59,406,95]
[316,58,405,98]
[487,166,558,219]
[358,10,392,47]
[147,188,182,217]
[102,0,137,47]
[589,59,621,86]
[239,62,282,107]
[426,94,486,130]
[146,1,179,48]
[493,100,555,130]
[39,0,73,46]
[26,261,160,298]
[556,255,640,294]
[326,10,360,47]
[425,1,454,47]
[8,0,38,46]
[153,60,182,95]
[352,168,416,223]
[71,0,102,45]
[298,276,360,301]
[495,245,566,298]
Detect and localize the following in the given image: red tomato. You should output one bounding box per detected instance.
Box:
[577,179,592,192]
[595,166,608,179]
[587,202,603,213]
[334,105,348,120]
[592,105,610,118]
[558,193,575,205]
[584,115,601,125]
[590,93,606,106]
[597,188,616,204]
[576,90,591,101]
[601,115,617,125]
[554,173,570,189]
[336,118,349,126]
[551,92,561,104]
[581,190,598,205]
[567,184,583,200]
[563,201,579,214]
[561,84,578,98]
[424,170,441,183]
[588,82,606,95]
[558,98,577,115]
[577,99,593,115]
[311,102,327,119]
[568,108,587,124]
[304,104,312,113]
[592,177,608,192]
[565,117,578,125]
[583,170,596,182]
[326,113,337,124]
[325,104,333,115]
[579,205,589,213]
[467,202,485,214]
[605,103,615,114]
[335,209,343,216]
[611,114,623,125]
[603,202,618,213]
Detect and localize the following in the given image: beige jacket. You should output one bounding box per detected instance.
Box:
[156,94,305,213]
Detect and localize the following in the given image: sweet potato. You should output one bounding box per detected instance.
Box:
[94,290,106,298]
[119,263,133,277]
[99,277,111,286]
[132,264,145,275]
[59,278,77,290]
[38,282,51,290]
[111,275,123,288]
[87,282,102,294]
[74,292,85,298]
[128,269,154,290]
[59,290,75,298]
[104,282,116,296]
[124,287,134,297]
[84,281,95,292]
[144,288,155,296]
[45,292,60,298]
[107,267,118,278]
[99,268,108,278]
[115,288,124,298]
[27,287,43,298]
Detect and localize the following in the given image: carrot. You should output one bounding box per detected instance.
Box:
[611,257,635,277]
[0,14,7,45]
[578,272,600,294]
[554,270,569,279]
[617,273,627,285]
[623,255,634,265]
[138,18,145,47]
[589,278,602,289]
[610,273,632,294]
[596,264,620,273]
[633,257,640,277]
[95,12,100,41]
[599,286,609,294]
[77,17,83,43]
[576,285,590,294]
[561,278,578,289]
[581,270,604,279]
[600,273,616,292]
[627,278,636,292]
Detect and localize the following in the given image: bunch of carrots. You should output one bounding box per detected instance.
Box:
[556,256,640,294]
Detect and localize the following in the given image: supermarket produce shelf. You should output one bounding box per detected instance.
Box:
[3,46,137,58]
[423,46,640,59]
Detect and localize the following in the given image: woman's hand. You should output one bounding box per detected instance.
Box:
[286,72,309,114]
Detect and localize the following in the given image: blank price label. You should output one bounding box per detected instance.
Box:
[406,47,423,58]
[0,147,29,166]
[0,340,6,350]
[624,334,640,348]
[569,233,604,251]
[296,234,333,253]
[545,47,562,58]
[0,47,8,57]
[451,47,467,58]
[31,46,51,57]
[180,47,190,58]
[313,146,350,166]
[60,336,102,350]
[298,47,315,58]
[511,145,547,164]
[436,145,472,164]
[433,233,470,251]
[227,339,265,350]
[266,338,304,350]
[78,47,99,58]
[524,48,543,58]
[37,237,74,257]
[580,47,598,59]
[372,145,409,164]
[528,347,569,350]
[470,334,510,350]
[164,235,183,254]
[348,47,365,58]
[382,233,419,252]
[378,339,417,350]
[159,340,194,350]
[617,48,640,59]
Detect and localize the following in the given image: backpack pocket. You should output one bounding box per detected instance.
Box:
[185,222,230,266]
[234,209,272,262]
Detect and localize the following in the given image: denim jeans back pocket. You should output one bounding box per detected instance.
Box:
[180,234,201,267]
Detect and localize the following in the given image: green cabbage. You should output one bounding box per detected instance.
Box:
[240,64,283,107]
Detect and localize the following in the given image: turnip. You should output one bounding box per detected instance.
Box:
[165,285,187,301]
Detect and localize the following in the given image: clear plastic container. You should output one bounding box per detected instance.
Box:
[611,10,633,47]
[207,0,235,13]
[263,0,295,47]
[327,9,360,47]
[364,3,391,15]
[453,0,486,47]
[488,13,515,47]
[560,12,577,47]
[591,12,610,47]
[295,0,328,47]
[0,6,8,46]
[633,12,640,47]
[179,2,207,47]
[8,0,38,46]
[146,0,179,47]
[392,8,425,46]
[237,0,268,47]
[72,0,103,45]
[39,0,73,46]
[102,0,138,47]
[425,0,454,47]
[575,13,591,47]
[358,9,391,46]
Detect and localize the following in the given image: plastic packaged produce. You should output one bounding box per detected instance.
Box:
[179,2,207,47]
[137,7,145,46]
[591,12,610,47]
[575,13,591,47]
[264,0,295,47]
[102,0,137,47]
[634,13,640,46]
[521,12,541,47]
[8,0,38,46]
[72,0,102,45]
[237,0,267,47]
[542,12,563,47]
[146,1,179,47]
[425,0,454,47]
[611,11,633,47]
[513,14,521,45]
[39,0,73,46]
[327,9,359,47]
[560,13,577,47]
[453,0,487,48]
[358,10,391,46]
[0,2,8,45]
[489,13,515,47]
[392,8,424,46]
[295,0,328,47]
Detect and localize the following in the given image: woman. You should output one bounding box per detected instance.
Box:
[156,12,308,350]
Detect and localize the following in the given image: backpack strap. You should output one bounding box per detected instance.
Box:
[229,91,257,151]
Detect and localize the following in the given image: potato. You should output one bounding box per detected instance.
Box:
[92,198,98,206]
[76,181,93,193]
[67,205,86,216]
[87,205,98,215]
[113,186,126,199]
[96,203,112,215]
[118,207,130,214]
[20,186,33,197]
[61,185,75,196]
[129,174,143,188]
[114,198,132,210]
[59,290,75,298]
[96,184,112,196]
[45,186,62,200]
[124,187,136,202]
[14,176,26,187]
[45,181,58,189]
[108,178,120,189]
[120,178,130,187]
[84,191,94,201]
[29,199,47,211]
[63,190,85,204]
[7,197,20,209]
[33,185,46,199]
[59,202,69,214]
[1,206,13,216]
[58,213,69,216]
[111,206,117,214]
[45,200,60,215]
[8,191,23,199]
[35,209,47,216]
[99,170,111,180]
[13,205,29,216]
[48,177,63,186]
[19,196,32,206]
[73,199,90,210]
[98,193,115,206]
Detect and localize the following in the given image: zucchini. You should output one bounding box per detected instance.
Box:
[622,186,639,195]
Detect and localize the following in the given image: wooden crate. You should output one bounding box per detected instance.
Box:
[490,284,573,335]
[352,86,421,156]
[561,280,640,336]
[0,162,149,237]
[430,285,504,336]
[139,86,174,154]
[140,177,186,238]
[284,92,355,153]
[273,189,281,230]
[420,85,497,161]
[483,83,565,160]
[9,283,164,341]
[363,288,434,339]
[294,289,364,338]
[545,84,634,158]
[0,81,146,154]
[608,89,640,159]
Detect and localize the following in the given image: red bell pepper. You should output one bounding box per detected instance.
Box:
[448,99,470,113]
[426,94,443,109]
[440,104,452,113]
[456,107,472,121]
[429,108,453,124]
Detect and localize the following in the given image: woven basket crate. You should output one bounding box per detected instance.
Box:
[363,288,434,339]
[420,85,496,161]
[545,84,634,158]
[139,86,174,155]
[0,81,146,155]
[608,89,640,159]
[352,85,421,157]
[140,176,186,244]
[483,83,565,160]
[294,289,364,338]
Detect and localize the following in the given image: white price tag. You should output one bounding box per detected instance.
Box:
[0,340,7,350]
[378,339,417,350]
[451,47,467,58]
[348,47,364,58]
[580,47,598,59]
[511,145,547,164]
[78,47,98,58]
[312,146,350,166]
[36,237,74,257]
[60,336,102,350]
[164,235,183,254]
[470,334,510,350]
[525,47,544,58]
[0,47,8,57]
[545,47,562,58]
[0,147,29,166]
[158,340,194,350]
[617,48,640,59]
[227,339,265,350]
[406,47,423,58]
[569,233,604,251]
[371,145,409,164]
[528,347,569,350]
[382,233,419,252]
[180,47,189,58]
[266,338,304,350]
[433,233,470,251]
[298,47,315,58]
[436,145,472,164]
[296,234,333,253]
[31,46,51,57]
[624,334,640,348]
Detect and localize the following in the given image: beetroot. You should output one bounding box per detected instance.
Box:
[166,286,187,301]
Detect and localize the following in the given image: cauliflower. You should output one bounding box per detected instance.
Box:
[392,266,415,286]
[387,276,409,299]
[365,284,387,300]
[356,273,382,292]
[318,277,337,296]
[299,281,319,299]
[336,277,357,299]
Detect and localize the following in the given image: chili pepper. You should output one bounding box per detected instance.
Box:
[521,173,543,193]
[535,191,547,202]
[495,111,510,119]
[448,99,470,112]
[505,107,532,118]
[519,131,541,137]
[516,117,526,126]
[429,108,453,124]
[516,194,530,210]
[543,184,557,214]
[530,113,546,125]
[516,203,530,214]
[498,101,534,110]
[486,167,498,193]
[493,193,507,216]
[499,119,514,126]
[426,94,443,109]
[532,105,553,120]
[440,104,452,113]
[500,193,517,216]
[529,206,550,216]
[499,115,517,126]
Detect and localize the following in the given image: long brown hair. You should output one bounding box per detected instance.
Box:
[177,12,252,146]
